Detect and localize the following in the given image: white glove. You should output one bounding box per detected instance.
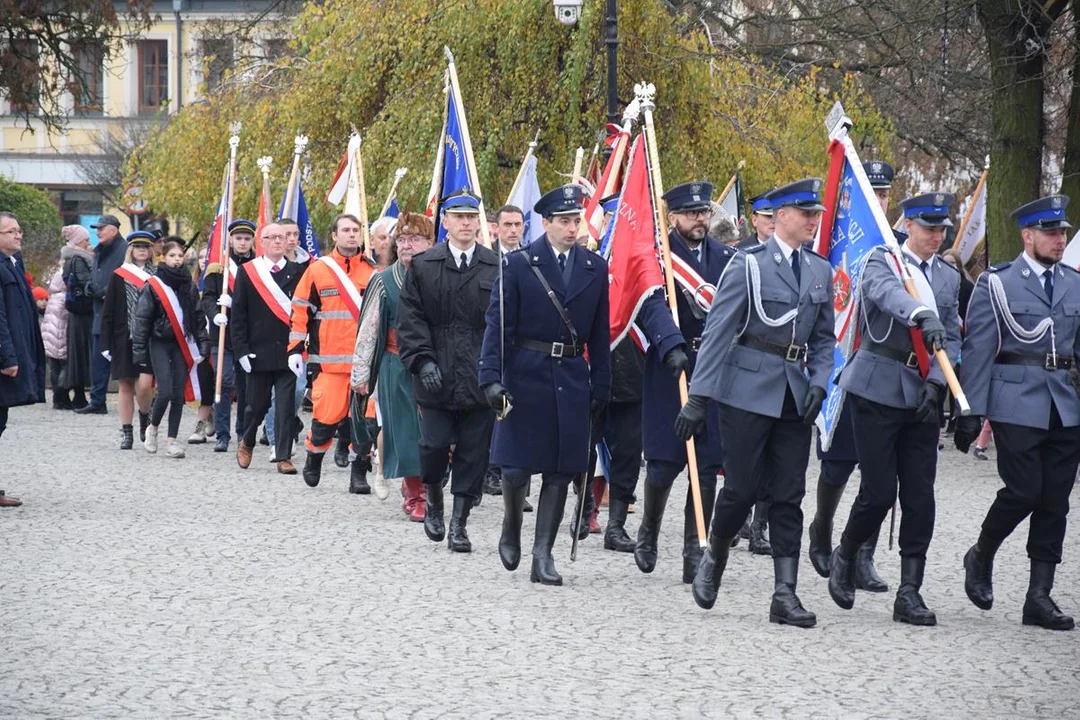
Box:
[217,294,232,309]
[239,354,254,374]
[288,353,304,378]
[213,312,228,327]
[101,350,112,362]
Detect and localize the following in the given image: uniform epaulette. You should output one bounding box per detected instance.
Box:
[937,258,960,274]
[1060,263,1079,274]
[804,247,829,263]
[988,262,1011,273]
[205,262,224,275]
[744,243,767,254]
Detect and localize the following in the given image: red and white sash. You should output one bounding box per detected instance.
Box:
[245,256,292,326]
[115,263,150,289]
[225,258,239,293]
[318,255,364,322]
[670,253,715,313]
[147,276,201,403]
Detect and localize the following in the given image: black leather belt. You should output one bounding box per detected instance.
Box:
[862,339,919,369]
[737,335,806,362]
[519,338,583,358]
[687,337,702,352]
[997,352,1074,371]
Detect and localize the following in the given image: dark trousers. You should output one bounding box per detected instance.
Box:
[418,406,494,500]
[244,369,296,461]
[503,468,575,490]
[197,355,214,408]
[210,348,245,442]
[711,400,811,559]
[149,341,189,438]
[843,395,937,559]
[48,357,68,405]
[604,401,643,504]
[821,459,857,488]
[90,333,111,408]
[984,411,1080,564]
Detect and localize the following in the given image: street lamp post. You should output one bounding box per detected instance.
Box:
[605,0,618,126]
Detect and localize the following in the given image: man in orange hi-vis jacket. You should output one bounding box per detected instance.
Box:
[289,214,376,492]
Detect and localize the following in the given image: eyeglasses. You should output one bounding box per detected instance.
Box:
[396,235,429,244]
[263,234,286,241]
[676,209,711,219]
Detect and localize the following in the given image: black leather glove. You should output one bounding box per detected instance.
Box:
[484,382,512,411]
[915,380,943,423]
[954,414,983,454]
[913,310,946,353]
[662,345,690,380]
[803,386,826,426]
[418,361,443,394]
[674,394,709,441]
[590,397,607,426]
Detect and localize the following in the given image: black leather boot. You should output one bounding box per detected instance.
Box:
[138,411,150,443]
[500,482,528,570]
[1022,561,1075,631]
[349,456,372,494]
[855,527,888,592]
[770,557,817,627]
[893,557,937,626]
[828,534,860,610]
[682,484,715,583]
[302,452,324,488]
[531,482,569,586]
[691,531,732,610]
[963,532,1001,610]
[634,483,673,574]
[749,502,773,556]
[120,424,134,450]
[333,435,350,468]
[808,482,846,577]
[604,499,636,553]
[569,476,595,541]
[447,495,472,553]
[424,482,445,542]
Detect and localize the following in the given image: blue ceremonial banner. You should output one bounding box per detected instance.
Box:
[507,154,544,244]
[436,81,476,242]
[385,198,400,219]
[817,149,886,450]
[279,179,320,258]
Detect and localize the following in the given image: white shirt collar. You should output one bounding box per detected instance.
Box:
[1021,251,1054,277]
[901,243,931,268]
[272,257,287,271]
[451,242,476,265]
[772,235,796,261]
[498,241,519,255]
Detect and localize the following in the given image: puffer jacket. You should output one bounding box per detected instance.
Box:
[130,279,209,367]
[41,268,69,360]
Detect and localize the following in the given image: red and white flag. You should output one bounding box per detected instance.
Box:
[254,165,273,257]
[583,124,630,243]
[607,133,663,347]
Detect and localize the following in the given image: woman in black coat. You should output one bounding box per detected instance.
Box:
[131,239,208,458]
[59,226,95,407]
[100,233,156,449]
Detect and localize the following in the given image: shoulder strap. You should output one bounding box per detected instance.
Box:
[529,264,580,347]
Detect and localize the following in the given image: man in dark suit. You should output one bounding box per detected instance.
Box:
[231,222,304,475]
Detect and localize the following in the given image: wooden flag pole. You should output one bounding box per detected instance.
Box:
[444,46,491,248]
[951,156,990,251]
[379,167,408,219]
[281,135,307,220]
[637,82,707,548]
[352,131,371,254]
[571,146,584,183]
[214,123,241,404]
[716,160,746,207]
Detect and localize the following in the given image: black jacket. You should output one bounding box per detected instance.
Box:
[90,237,127,334]
[130,276,208,367]
[230,258,303,371]
[201,252,254,350]
[397,242,499,409]
[609,336,645,404]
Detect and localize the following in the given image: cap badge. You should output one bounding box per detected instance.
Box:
[934,193,944,206]
[812,179,822,192]
[562,186,575,199]
[691,183,702,194]
[872,162,882,173]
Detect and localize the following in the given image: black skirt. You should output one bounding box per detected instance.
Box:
[60,312,93,389]
[110,334,151,380]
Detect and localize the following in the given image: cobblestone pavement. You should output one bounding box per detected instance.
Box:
[1,401,1078,718]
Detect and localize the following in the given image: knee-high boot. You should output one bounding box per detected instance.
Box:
[530,482,569,586]
[634,483,673,574]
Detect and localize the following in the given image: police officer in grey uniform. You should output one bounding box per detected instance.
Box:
[827,193,962,626]
[955,195,1080,631]
[676,178,835,627]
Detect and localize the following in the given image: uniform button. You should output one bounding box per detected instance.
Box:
[558,387,563,392]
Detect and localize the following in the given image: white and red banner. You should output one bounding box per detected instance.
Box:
[246,257,293,326]
[115,263,150,289]
[318,255,363,322]
[147,276,201,403]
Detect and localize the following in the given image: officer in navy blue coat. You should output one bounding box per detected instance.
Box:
[807,161,897,591]
[479,184,611,587]
[827,192,962,626]
[956,195,1080,631]
[632,181,738,585]
[677,178,835,627]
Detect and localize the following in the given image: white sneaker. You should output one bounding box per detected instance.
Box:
[372,474,391,501]
[187,420,207,444]
[165,442,186,459]
[144,426,158,454]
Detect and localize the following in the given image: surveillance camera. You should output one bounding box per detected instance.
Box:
[553,0,583,26]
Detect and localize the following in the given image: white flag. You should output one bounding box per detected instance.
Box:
[954,180,987,264]
[1062,228,1080,270]
[507,154,545,244]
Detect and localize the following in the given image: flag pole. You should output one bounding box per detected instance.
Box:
[214,123,241,404]
[951,156,990,251]
[571,146,584,182]
[716,160,746,206]
[426,69,450,218]
[444,46,491,248]
[255,155,273,255]
[349,127,371,254]
[379,167,408,219]
[505,130,540,205]
[637,81,707,548]
[281,135,307,220]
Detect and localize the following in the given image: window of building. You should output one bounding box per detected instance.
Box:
[138,40,168,113]
[72,42,104,114]
[53,189,104,228]
[7,39,40,112]
[200,38,234,94]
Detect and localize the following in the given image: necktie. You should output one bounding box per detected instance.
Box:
[1044,269,1054,302]
[271,263,280,274]
[791,250,801,287]
[692,247,701,265]
[919,260,929,278]
[459,252,468,271]
[558,253,566,272]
